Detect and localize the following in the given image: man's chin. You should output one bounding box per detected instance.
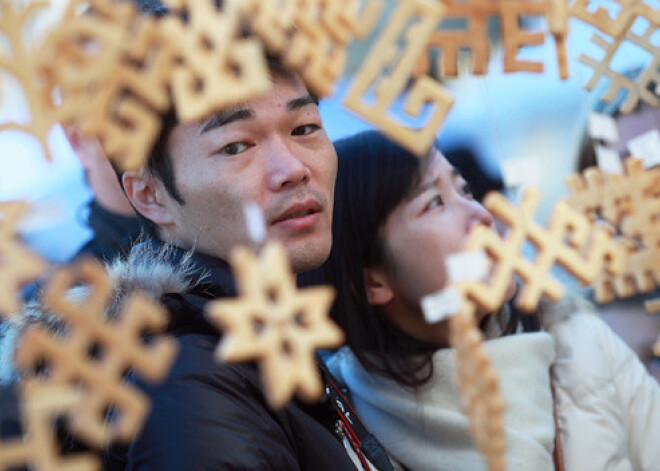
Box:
[283,237,332,274]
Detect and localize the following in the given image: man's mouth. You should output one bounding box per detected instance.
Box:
[271,200,322,229]
[279,209,315,221]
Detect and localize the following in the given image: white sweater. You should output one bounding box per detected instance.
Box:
[329,309,660,471]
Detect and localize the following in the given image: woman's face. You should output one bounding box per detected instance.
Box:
[367,150,502,344]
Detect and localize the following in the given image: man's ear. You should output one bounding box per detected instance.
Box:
[122,171,175,227]
[363,267,394,306]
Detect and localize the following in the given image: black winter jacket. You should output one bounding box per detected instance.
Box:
[113,240,390,471]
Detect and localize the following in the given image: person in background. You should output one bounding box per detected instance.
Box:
[322,130,660,471]
[64,127,144,261]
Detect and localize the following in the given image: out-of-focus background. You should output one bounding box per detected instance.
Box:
[1,0,659,379]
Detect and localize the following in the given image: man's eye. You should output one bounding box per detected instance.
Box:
[425,194,444,211]
[292,124,320,136]
[219,142,249,156]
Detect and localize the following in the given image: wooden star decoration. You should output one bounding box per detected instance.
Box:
[206,241,343,409]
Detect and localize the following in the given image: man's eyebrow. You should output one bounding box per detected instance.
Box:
[199,108,253,135]
[287,95,319,111]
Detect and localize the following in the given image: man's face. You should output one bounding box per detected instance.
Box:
[159,73,337,273]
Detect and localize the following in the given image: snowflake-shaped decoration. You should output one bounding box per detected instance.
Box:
[206,241,343,409]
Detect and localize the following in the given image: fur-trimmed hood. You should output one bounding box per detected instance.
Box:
[0,241,208,384]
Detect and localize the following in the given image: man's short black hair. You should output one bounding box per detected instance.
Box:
[122,0,314,238]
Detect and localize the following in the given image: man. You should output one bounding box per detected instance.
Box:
[107,44,392,471]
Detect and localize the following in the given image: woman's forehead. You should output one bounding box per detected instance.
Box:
[420,149,453,183]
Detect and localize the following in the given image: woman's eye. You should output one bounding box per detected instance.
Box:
[425,194,444,211]
[462,183,474,198]
[292,124,320,136]
[219,142,249,156]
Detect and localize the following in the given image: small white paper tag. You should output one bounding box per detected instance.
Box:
[421,288,462,324]
[627,130,660,168]
[588,113,619,144]
[446,250,489,283]
[595,145,623,174]
[500,158,542,188]
[243,202,266,244]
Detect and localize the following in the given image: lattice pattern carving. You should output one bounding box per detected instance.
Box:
[565,158,660,302]
[455,188,626,313]
[15,259,177,447]
[344,0,455,156]
[0,201,47,316]
[0,386,98,471]
[450,303,506,471]
[414,0,569,79]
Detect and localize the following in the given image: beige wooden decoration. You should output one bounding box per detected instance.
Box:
[344,0,454,157]
[579,27,660,114]
[15,259,177,447]
[162,0,271,123]
[0,201,47,316]
[570,0,660,39]
[444,185,629,470]
[32,0,171,170]
[206,241,343,409]
[574,0,660,114]
[282,0,383,97]
[232,0,383,98]
[0,0,59,161]
[230,0,297,52]
[450,303,507,471]
[454,188,626,313]
[565,159,660,302]
[643,297,660,357]
[414,0,569,79]
[0,386,98,471]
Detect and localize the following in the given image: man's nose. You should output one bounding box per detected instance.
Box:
[265,137,311,191]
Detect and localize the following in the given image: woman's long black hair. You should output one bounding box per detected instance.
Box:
[320,131,538,388]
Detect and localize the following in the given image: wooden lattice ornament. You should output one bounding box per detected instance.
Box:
[573,0,660,114]
[450,187,626,313]
[343,0,455,157]
[14,259,177,447]
[415,0,569,79]
[0,0,60,161]
[37,0,173,170]
[565,158,660,302]
[162,0,271,123]
[206,241,343,409]
[0,386,98,471]
[231,0,383,98]
[0,201,47,317]
[449,302,507,471]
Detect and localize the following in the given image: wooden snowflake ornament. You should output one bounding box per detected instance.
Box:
[15,259,177,447]
[0,386,98,471]
[0,0,59,161]
[206,241,343,409]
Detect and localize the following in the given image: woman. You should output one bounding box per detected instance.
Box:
[323,131,660,471]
